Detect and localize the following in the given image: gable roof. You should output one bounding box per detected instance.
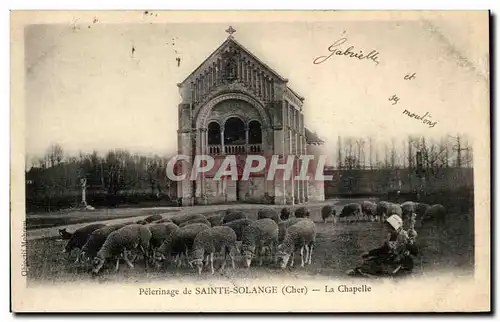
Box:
[180,35,288,85]
[305,128,324,145]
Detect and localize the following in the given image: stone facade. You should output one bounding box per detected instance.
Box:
[176,31,325,206]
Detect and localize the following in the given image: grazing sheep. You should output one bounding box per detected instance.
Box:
[172,213,206,226]
[80,223,127,262]
[92,224,152,274]
[135,220,148,225]
[276,219,317,269]
[179,217,211,228]
[58,228,73,240]
[401,201,417,228]
[415,203,431,220]
[361,201,378,222]
[222,218,253,241]
[143,214,163,223]
[421,204,446,226]
[146,222,180,258]
[294,207,310,218]
[280,207,291,221]
[339,203,362,223]
[63,223,107,263]
[155,223,210,268]
[205,213,224,227]
[190,226,238,274]
[278,217,308,243]
[222,210,247,224]
[241,218,279,268]
[376,201,402,223]
[321,205,336,223]
[257,208,281,224]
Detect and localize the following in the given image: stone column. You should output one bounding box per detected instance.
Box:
[221,129,225,155]
[245,124,249,153]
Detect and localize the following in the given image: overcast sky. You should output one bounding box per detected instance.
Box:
[23,12,488,162]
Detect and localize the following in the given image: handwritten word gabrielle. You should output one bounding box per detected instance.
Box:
[313,37,380,66]
[402,110,437,128]
[165,154,332,182]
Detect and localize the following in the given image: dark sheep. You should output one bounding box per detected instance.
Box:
[222,218,253,241]
[146,222,180,252]
[80,223,127,262]
[415,203,431,220]
[257,208,281,224]
[339,203,362,223]
[63,223,107,263]
[294,207,310,218]
[135,220,148,225]
[222,210,247,224]
[280,208,291,221]
[421,204,447,226]
[58,228,73,240]
[321,205,336,223]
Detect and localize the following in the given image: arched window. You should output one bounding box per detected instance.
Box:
[224,117,246,145]
[207,122,221,145]
[248,120,262,144]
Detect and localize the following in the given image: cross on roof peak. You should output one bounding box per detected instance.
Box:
[225,26,236,37]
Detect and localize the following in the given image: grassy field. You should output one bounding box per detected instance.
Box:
[26,202,474,284]
[26,208,180,230]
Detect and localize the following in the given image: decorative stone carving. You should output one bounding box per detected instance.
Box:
[196,92,271,129]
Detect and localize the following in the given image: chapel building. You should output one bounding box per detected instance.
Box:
[177,26,325,206]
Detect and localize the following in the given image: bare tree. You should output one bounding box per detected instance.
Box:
[355,139,366,169]
[368,136,374,170]
[337,136,343,169]
[46,144,64,167]
[390,138,396,169]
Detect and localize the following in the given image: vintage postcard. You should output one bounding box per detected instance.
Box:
[11,10,490,312]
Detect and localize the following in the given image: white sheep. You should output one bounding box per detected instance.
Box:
[278,217,308,243]
[80,223,127,262]
[401,201,417,229]
[361,200,378,222]
[241,218,279,268]
[91,224,152,274]
[190,226,238,274]
[276,219,317,269]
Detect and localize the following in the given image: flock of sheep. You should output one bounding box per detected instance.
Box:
[58,200,446,276]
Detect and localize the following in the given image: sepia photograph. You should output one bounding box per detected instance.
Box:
[10,10,490,312]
